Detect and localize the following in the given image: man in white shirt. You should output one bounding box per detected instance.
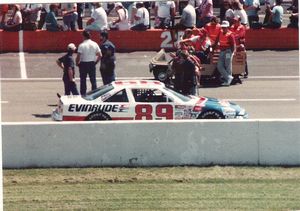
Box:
[76,31,102,95]
[131,2,149,31]
[85,3,108,31]
[154,1,176,29]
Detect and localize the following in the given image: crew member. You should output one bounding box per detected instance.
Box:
[56,43,79,95]
[76,30,102,95]
[217,20,236,86]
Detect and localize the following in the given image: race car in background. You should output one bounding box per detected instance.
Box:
[52,80,248,121]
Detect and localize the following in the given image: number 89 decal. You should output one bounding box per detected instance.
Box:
[135,104,173,120]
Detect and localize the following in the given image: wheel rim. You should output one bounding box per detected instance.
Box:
[158,72,167,81]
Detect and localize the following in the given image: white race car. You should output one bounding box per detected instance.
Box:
[52,80,248,121]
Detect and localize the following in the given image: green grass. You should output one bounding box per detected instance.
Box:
[4,166,300,210]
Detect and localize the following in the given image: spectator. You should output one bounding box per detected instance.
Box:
[38,4,50,29]
[77,3,85,30]
[22,4,43,31]
[263,0,275,24]
[111,2,130,31]
[154,1,176,29]
[56,43,79,96]
[196,0,213,28]
[131,2,150,31]
[288,13,298,28]
[61,3,78,31]
[243,0,260,28]
[0,4,9,29]
[99,31,116,85]
[171,1,196,42]
[232,0,248,26]
[76,30,102,95]
[223,0,235,25]
[3,4,22,32]
[263,0,283,28]
[217,20,236,86]
[85,3,108,32]
[45,4,63,31]
[204,16,221,48]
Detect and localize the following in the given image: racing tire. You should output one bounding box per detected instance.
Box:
[85,112,112,121]
[198,110,224,119]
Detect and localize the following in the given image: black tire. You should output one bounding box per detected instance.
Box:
[85,112,111,121]
[198,110,224,119]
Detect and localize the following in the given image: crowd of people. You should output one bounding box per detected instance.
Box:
[0,1,298,96]
[0,1,298,32]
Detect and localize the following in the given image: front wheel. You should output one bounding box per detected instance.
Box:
[198,110,224,119]
[85,112,111,121]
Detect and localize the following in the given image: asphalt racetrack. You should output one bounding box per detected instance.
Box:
[1,50,299,122]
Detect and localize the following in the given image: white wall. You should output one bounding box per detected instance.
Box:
[2,120,300,168]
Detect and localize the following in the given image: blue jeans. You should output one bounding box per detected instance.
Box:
[217,49,233,83]
[79,62,97,95]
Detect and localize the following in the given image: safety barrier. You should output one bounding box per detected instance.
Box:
[0,27,298,52]
[2,119,300,168]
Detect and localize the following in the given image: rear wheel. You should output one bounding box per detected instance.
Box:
[85,112,111,121]
[198,110,224,119]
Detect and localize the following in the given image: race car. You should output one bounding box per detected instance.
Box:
[52,80,248,121]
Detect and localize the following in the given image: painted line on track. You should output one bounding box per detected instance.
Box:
[1,101,9,104]
[19,31,27,79]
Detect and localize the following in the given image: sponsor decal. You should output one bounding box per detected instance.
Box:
[68,104,124,113]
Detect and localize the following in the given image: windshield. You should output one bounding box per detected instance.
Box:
[164,87,192,102]
[83,84,114,101]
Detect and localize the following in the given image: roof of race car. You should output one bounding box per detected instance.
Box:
[111,80,165,88]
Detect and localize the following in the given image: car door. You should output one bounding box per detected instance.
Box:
[130,88,175,120]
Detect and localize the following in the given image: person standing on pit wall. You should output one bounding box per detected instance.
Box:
[99,31,116,85]
[154,0,176,29]
[56,43,79,96]
[77,3,85,30]
[243,0,260,28]
[76,30,102,95]
[216,20,236,86]
[61,3,78,31]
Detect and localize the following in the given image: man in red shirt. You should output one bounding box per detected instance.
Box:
[217,20,236,86]
[204,16,221,48]
[230,15,246,48]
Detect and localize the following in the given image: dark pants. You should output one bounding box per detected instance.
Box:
[131,23,148,31]
[38,9,47,29]
[248,15,259,28]
[79,62,97,95]
[63,74,79,95]
[100,61,116,85]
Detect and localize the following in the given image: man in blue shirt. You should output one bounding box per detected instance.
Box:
[99,31,116,85]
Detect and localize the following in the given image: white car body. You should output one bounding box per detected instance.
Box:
[52,80,247,121]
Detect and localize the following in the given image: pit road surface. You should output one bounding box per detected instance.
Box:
[1,50,299,122]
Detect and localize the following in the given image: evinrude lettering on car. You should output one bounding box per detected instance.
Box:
[68,104,121,113]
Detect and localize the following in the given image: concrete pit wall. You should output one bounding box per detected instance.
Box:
[2,119,300,168]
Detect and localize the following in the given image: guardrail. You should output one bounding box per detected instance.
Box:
[0,27,298,52]
[2,119,300,168]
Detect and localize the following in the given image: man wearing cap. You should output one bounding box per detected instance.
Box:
[56,43,79,95]
[217,20,236,86]
[76,30,102,95]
